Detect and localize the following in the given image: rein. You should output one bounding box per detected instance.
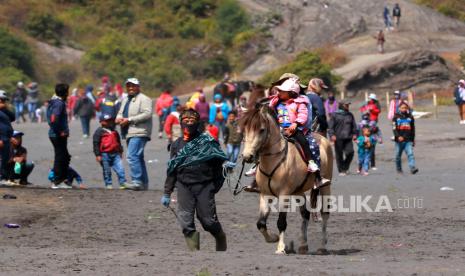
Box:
[258,140,288,197]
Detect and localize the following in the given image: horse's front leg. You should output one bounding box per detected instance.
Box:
[275,211,287,254]
[257,194,279,243]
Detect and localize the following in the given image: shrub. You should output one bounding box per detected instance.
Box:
[0,67,30,94]
[26,13,65,46]
[460,48,465,68]
[258,51,340,89]
[0,28,34,77]
[56,64,79,84]
[168,0,217,17]
[215,0,251,45]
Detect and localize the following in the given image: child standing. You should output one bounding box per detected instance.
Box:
[392,102,419,174]
[93,114,127,189]
[224,111,243,169]
[357,127,377,176]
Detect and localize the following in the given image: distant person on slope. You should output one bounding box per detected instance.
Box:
[392,3,401,29]
[375,30,385,54]
[383,5,393,31]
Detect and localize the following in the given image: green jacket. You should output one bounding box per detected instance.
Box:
[224,121,243,145]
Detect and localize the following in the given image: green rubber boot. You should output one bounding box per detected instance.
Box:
[214,230,227,251]
[185,231,200,251]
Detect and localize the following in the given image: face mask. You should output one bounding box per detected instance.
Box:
[181,122,199,140]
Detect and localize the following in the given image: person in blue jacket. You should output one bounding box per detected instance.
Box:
[306,78,329,136]
[0,90,15,182]
[47,83,72,188]
[209,94,230,140]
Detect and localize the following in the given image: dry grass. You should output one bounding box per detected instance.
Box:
[439,51,463,69]
[315,44,349,68]
[415,89,455,106]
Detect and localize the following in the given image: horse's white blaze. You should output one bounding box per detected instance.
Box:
[242,127,262,160]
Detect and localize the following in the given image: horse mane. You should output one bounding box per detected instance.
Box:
[240,101,277,132]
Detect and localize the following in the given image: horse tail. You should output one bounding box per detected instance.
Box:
[314,134,333,181]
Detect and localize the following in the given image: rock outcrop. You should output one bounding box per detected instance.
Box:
[340,50,465,96]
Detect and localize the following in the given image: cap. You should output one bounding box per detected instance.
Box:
[369,93,377,100]
[308,78,328,90]
[275,78,301,94]
[459,79,465,85]
[180,108,200,122]
[99,114,113,121]
[0,90,9,101]
[12,131,24,137]
[272,73,307,89]
[394,90,400,95]
[17,82,24,88]
[214,94,222,101]
[125,78,140,86]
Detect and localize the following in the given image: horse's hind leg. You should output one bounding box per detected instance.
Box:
[316,211,330,255]
[275,212,287,254]
[298,198,310,254]
[257,194,279,243]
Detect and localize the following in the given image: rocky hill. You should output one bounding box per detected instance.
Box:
[239,0,465,94]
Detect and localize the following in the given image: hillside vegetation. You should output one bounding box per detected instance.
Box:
[415,0,465,22]
[0,0,269,96]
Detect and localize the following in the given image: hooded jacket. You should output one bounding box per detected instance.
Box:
[328,109,358,140]
[269,94,309,129]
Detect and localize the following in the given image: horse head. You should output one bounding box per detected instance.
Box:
[241,101,277,163]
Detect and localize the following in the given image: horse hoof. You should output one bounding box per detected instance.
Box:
[275,249,286,255]
[266,233,279,243]
[298,245,309,255]
[315,248,329,255]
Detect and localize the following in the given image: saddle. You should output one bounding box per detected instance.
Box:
[283,136,308,163]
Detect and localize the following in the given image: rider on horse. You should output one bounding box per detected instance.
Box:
[244,74,329,192]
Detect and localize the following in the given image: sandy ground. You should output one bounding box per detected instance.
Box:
[1,104,465,275]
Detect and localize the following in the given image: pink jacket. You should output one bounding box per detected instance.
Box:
[269,95,309,127]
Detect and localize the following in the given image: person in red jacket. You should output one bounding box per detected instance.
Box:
[155,90,174,139]
[360,93,381,122]
[164,105,183,150]
[93,114,128,189]
[205,122,219,141]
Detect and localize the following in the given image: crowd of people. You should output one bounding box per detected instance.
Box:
[2,72,463,252]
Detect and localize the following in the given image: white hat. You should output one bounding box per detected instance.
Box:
[369,93,377,100]
[275,78,301,94]
[17,81,24,88]
[459,79,465,85]
[0,90,9,100]
[125,78,140,86]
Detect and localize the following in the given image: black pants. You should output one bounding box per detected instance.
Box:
[0,140,10,180]
[291,130,311,160]
[6,162,34,183]
[370,144,376,167]
[50,136,71,184]
[334,139,354,173]
[177,182,223,237]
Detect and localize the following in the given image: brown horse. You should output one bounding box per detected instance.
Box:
[241,104,333,254]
